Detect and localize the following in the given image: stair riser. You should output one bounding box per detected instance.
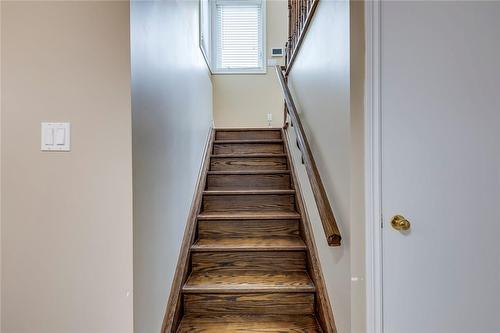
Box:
[202,194,296,213]
[206,173,291,190]
[191,251,307,273]
[210,156,288,171]
[216,130,282,141]
[184,293,315,315]
[198,219,299,239]
[213,143,284,155]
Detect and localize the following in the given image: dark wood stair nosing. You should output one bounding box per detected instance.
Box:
[182,286,316,293]
[203,189,295,195]
[197,212,302,220]
[190,245,307,252]
[215,128,282,131]
[207,170,291,175]
[214,139,284,144]
[210,153,287,158]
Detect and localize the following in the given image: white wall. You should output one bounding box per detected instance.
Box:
[213,0,287,128]
[287,1,365,332]
[0,3,3,329]
[349,1,365,332]
[131,1,213,332]
[1,2,133,332]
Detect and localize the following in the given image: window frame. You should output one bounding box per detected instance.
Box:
[210,0,267,75]
[199,0,212,72]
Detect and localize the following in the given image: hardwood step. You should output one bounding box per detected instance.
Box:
[201,191,297,213]
[210,154,288,171]
[191,251,307,273]
[213,142,284,155]
[191,237,307,251]
[197,211,301,220]
[203,189,295,195]
[215,128,282,141]
[177,314,322,333]
[183,292,315,315]
[198,219,299,239]
[183,271,315,293]
[206,171,291,190]
[207,170,291,174]
[214,139,283,144]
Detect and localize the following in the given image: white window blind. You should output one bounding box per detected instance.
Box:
[215,1,264,72]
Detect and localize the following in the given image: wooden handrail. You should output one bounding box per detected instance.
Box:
[275,65,341,246]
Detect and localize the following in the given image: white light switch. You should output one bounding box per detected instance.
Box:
[41,122,70,151]
[55,128,66,145]
[44,127,55,145]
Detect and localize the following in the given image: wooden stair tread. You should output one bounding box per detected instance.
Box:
[209,155,288,171]
[203,189,295,195]
[214,139,283,144]
[213,141,284,155]
[207,170,291,175]
[183,271,315,293]
[211,153,287,158]
[177,314,322,332]
[191,237,306,251]
[198,211,301,220]
[215,128,282,131]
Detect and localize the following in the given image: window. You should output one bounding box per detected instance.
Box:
[212,0,266,73]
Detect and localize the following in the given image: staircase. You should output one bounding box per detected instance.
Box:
[174,128,332,332]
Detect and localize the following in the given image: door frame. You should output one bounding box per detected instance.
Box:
[364,0,383,333]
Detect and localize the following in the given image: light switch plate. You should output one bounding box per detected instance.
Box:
[41,122,70,151]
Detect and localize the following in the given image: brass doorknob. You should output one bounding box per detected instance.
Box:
[391,215,411,231]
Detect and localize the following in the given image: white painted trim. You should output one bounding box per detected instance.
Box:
[199,0,213,73]
[364,1,383,333]
[211,68,267,75]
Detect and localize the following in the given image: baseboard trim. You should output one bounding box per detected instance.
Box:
[161,128,215,333]
[282,128,338,333]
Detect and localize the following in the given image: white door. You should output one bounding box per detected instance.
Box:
[380,2,500,333]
